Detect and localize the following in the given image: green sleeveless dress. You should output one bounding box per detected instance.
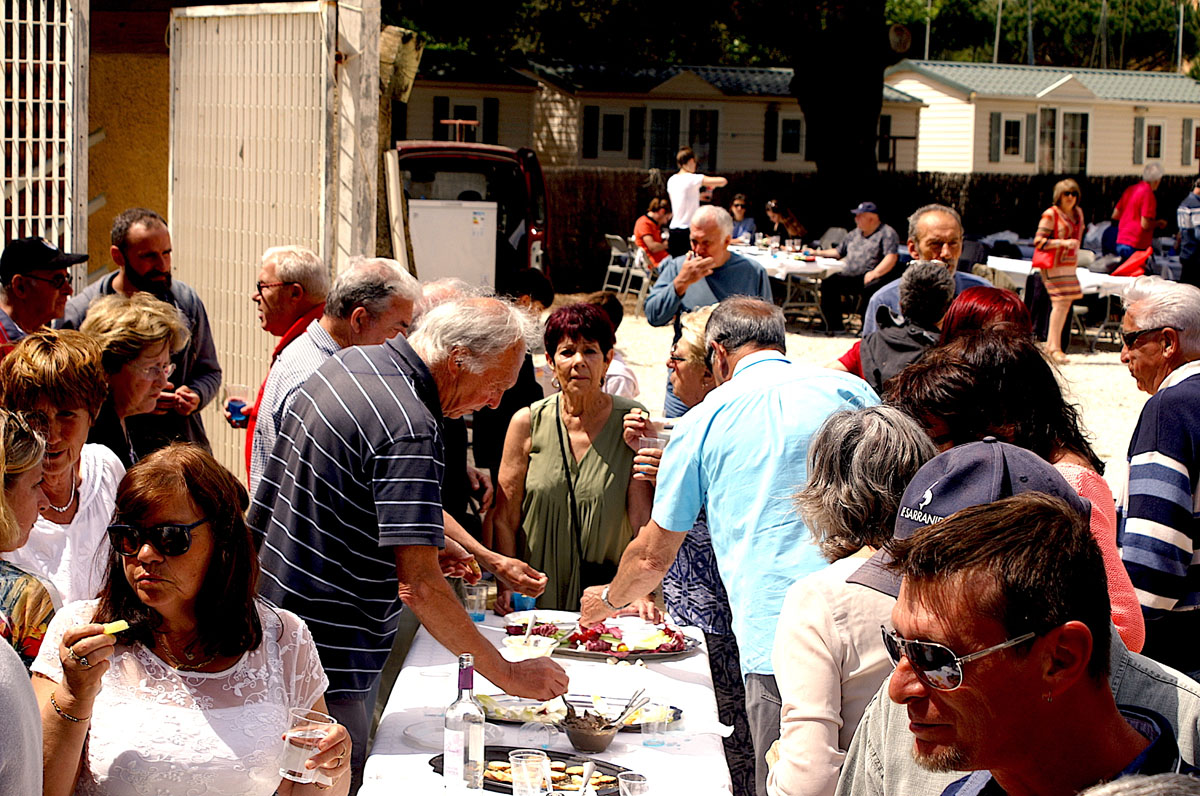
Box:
[521,393,646,610]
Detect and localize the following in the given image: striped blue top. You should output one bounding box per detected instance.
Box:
[249,335,445,698]
[1119,362,1200,621]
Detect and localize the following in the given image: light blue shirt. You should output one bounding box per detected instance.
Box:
[643,252,773,329]
[862,270,990,334]
[652,350,880,677]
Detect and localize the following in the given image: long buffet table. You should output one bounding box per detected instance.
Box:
[360,614,734,795]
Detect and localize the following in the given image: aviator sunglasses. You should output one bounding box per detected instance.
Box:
[881,626,1035,691]
[108,518,208,557]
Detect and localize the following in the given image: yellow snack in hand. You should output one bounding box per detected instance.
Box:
[102,620,129,635]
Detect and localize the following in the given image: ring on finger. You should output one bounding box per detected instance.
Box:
[67,647,91,668]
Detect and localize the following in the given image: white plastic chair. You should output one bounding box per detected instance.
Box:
[626,247,655,314]
[818,227,848,249]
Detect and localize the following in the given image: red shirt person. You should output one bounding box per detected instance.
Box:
[634,197,672,266]
[1113,164,1166,255]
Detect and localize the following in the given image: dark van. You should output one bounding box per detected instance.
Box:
[393,141,548,291]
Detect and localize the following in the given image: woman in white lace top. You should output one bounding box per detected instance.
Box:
[31,444,351,796]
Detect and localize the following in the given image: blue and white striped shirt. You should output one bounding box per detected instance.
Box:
[1119,360,1200,622]
[248,319,342,497]
[249,335,445,698]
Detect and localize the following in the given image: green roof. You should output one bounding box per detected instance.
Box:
[887,59,1200,104]
[522,59,923,103]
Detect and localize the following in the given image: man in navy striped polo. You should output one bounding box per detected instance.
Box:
[1117,276,1200,678]
[250,296,569,789]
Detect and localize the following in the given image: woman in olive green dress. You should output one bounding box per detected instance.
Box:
[488,303,655,612]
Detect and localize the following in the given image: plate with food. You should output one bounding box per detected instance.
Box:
[555,620,699,662]
[476,694,681,733]
[428,745,629,794]
[503,610,579,635]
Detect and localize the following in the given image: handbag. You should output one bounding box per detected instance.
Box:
[555,399,618,589]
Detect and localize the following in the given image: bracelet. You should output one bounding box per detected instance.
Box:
[50,691,90,723]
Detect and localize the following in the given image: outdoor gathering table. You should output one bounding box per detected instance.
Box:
[360,613,734,795]
[985,255,1134,350]
[730,245,846,325]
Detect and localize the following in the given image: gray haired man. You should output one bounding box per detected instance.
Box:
[251,295,570,791]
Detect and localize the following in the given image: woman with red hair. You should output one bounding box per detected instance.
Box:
[938,285,1033,344]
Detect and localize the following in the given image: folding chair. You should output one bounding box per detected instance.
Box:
[603,234,631,291]
[626,248,655,314]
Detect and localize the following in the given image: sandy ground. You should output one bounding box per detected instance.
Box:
[556,294,1148,473]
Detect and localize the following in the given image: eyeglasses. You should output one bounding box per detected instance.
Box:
[255,281,298,294]
[108,518,208,557]
[732,203,745,208]
[20,272,71,289]
[1062,190,1079,197]
[881,626,1036,691]
[1121,326,1176,348]
[667,354,688,365]
[136,362,176,381]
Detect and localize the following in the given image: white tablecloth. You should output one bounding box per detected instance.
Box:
[731,245,845,280]
[360,615,733,795]
[985,256,1134,297]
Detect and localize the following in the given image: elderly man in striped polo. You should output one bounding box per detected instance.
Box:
[1117,276,1200,678]
[249,296,569,791]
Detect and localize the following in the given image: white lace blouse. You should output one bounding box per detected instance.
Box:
[6,444,124,604]
[33,599,329,796]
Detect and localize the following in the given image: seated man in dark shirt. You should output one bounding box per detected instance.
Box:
[809,201,900,333]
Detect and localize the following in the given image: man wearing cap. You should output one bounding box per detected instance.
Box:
[834,439,1200,796]
[1116,275,1200,677]
[0,237,86,356]
[807,201,900,334]
[861,204,990,335]
[60,207,222,457]
[886,492,1196,796]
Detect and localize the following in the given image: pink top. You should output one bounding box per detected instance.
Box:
[1054,461,1146,653]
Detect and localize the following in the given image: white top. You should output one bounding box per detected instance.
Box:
[768,555,897,796]
[604,350,640,398]
[33,599,329,796]
[5,444,124,604]
[0,638,41,794]
[667,171,706,229]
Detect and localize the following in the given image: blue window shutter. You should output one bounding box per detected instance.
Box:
[1134,117,1145,165]
[989,112,1001,162]
[1183,119,1193,167]
[1025,113,1036,163]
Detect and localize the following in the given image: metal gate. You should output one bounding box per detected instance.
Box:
[170,0,379,479]
[2,0,89,257]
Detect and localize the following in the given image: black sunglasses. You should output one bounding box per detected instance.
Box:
[1062,190,1079,197]
[1122,326,1176,348]
[21,272,71,289]
[881,626,1035,691]
[108,518,208,557]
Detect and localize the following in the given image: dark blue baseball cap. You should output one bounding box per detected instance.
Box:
[846,437,1092,597]
[851,201,879,215]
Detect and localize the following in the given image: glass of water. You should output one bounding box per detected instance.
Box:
[618,772,650,795]
[279,707,336,783]
[509,749,549,796]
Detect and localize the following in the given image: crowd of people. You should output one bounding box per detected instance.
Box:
[1,177,1200,796]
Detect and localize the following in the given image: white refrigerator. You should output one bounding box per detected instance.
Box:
[407,200,498,287]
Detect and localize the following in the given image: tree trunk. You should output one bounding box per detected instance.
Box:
[787,0,887,232]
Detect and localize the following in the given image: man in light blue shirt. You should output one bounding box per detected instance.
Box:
[580,297,878,796]
[644,205,773,416]
[862,204,989,334]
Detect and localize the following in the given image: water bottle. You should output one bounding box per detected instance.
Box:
[443,653,486,791]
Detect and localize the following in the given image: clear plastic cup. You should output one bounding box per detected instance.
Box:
[464,583,488,622]
[619,771,651,795]
[640,703,668,748]
[509,749,549,796]
[279,708,335,783]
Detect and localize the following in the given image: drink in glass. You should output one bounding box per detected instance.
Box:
[279,708,336,783]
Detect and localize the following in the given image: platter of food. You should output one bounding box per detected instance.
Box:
[428,745,629,794]
[501,615,700,662]
[476,694,681,733]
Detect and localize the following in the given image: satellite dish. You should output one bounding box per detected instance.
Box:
[889,24,913,53]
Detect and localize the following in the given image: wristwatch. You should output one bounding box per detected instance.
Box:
[600,584,627,613]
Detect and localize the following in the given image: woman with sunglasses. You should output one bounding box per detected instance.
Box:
[1033,178,1085,364]
[766,407,937,796]
[0,409,55,669]
[730,194,756,243]
[31,444,351,796]
[79,292,190,470]
[0,330,121,605]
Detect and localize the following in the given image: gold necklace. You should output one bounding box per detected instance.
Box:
[154,633,218,671]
